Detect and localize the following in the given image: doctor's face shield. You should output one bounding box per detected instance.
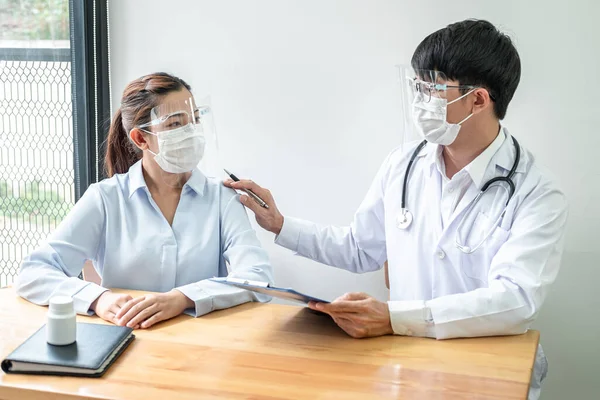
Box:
[397,66,482,148]
[137,95,220,185]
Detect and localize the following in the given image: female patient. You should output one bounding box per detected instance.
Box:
[16,72,272,329]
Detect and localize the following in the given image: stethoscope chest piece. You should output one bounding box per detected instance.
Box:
[397,209,413,229]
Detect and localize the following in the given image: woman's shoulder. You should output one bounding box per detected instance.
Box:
[89,170,132,202]
[203,175,239,203]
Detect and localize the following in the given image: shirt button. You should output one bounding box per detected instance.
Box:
[437,250,446,259]
[448,187,454,193]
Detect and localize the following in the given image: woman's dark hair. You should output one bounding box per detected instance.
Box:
[411,19,521,120]
[104,72,192,177]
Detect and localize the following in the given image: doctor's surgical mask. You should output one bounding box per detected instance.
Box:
[404,69,490,145]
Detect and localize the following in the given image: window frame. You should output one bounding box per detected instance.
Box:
[69,0,111,200]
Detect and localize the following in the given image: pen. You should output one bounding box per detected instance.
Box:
[224,168,270,209]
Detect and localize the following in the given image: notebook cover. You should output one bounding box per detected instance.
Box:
[1,322,134,377]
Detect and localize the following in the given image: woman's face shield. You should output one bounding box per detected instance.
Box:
[136,96,221,183]
[194,97,220,178]
[138,97,204,133]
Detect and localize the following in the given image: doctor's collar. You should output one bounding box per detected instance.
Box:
[425,128,526,180]
[494,129,527,174]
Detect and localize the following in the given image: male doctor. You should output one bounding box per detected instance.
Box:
[225,19,567,399]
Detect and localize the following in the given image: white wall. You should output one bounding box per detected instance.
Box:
[109,1,599,398]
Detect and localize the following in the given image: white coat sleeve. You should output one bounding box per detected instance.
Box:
[388,184,568,339]
[274,153,392,273]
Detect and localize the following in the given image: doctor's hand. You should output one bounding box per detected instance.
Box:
[223,179,284,235]
[308,292,393,338]
[115,290,194,329]
[90,291,137,327]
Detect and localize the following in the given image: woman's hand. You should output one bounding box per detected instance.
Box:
[90,291,138,327]
[115,290,194,329]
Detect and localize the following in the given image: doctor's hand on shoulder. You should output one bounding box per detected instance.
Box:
[309,293,393,338]
[224,179,284,234]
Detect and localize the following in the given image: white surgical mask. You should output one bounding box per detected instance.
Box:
[412,89,475,145]
[147,124,206,174]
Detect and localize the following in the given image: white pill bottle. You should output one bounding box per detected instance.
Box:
[47,296,76,346]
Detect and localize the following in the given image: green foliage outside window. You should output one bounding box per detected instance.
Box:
[0,181,70,223]
[0,0,69,41]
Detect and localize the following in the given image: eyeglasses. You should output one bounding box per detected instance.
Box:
[137,105,210,132]
[407,78,497,103]
[406,77,484,103]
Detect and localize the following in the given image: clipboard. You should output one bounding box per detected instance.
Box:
[210,277,329,304]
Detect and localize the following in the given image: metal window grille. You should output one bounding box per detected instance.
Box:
[0,48,74,287]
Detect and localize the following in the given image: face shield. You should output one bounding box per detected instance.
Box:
[187,96,219,178]
[397,65,479,147]
[137,96,220,186]
[398,66,449,149]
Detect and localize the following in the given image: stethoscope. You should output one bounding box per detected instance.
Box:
[396,136,520,254]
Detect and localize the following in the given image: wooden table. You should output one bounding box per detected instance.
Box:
[0,288,539,399]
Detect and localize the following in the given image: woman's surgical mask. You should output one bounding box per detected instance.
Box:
[412,88,476,146]
[146,123,206,174]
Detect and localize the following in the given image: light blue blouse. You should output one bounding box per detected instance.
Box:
[16,160,273,316]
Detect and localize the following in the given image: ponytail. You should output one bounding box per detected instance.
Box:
[104,108,140,177]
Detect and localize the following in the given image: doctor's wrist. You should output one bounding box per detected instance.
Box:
[272,214,284,235]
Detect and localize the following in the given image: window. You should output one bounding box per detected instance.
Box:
[0,0,110,287]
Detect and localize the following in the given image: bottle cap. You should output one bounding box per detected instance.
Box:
[49,296,74,315]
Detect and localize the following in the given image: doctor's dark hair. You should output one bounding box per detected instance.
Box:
[104,72,192,177]
[411,19,520,120]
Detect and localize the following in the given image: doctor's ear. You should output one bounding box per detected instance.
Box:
[129,128,150,151]
[471,88,494,115]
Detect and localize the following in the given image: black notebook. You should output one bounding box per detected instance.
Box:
[1,322,134,377]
